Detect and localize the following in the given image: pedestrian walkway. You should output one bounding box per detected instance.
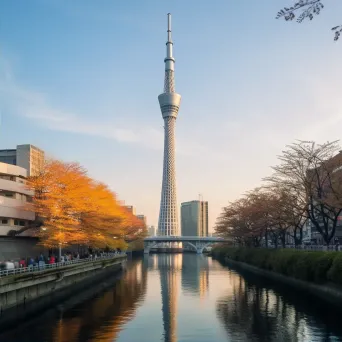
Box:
[0,252,125,278]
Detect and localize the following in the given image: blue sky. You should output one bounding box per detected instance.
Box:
[1,0,342,230]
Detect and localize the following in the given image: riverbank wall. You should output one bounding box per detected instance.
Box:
[212,247,342,306]
[0,255,126,329]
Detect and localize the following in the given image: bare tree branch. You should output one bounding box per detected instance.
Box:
[276,1,342,40]
[276,0,323,22]
[265,140,342,245]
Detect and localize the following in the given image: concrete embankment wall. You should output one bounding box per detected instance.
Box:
[0,256,126,329]
[220,257,342,307]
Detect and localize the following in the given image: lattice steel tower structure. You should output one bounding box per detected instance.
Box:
[158,13,181,236]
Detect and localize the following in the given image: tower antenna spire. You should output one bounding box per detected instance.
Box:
[167,13,172,44]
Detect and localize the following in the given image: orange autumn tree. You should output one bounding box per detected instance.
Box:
[28,160,143,250]
[120,207,148,251]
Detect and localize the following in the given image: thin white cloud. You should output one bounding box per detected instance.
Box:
[0,55,214,157]
[0,57,163,148]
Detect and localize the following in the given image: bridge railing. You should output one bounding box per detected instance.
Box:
[280,244,342,251]
[0,252,126,278]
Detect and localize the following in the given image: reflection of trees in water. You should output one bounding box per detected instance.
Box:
[216,272,305,341]
[52,259,148,342]
[216,268,342,341]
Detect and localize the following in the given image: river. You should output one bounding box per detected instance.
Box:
[1,253,342,342]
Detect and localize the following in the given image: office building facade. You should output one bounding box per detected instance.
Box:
[181,201,208,237]
[0,144,45,176]
[0,162,35,235]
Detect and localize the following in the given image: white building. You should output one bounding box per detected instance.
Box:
[148,226,156,236]
[0,162,35,235]
[0,144,45,176]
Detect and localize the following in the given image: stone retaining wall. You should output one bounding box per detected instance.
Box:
[0,256,126,329]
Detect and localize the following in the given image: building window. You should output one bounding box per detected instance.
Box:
[19,220,25,226]
[1,219,8,224]
[14,219,19,225]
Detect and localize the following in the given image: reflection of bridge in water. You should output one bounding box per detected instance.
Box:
[144,236,230,254]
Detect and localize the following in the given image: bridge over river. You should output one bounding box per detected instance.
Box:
[143,236,231,254]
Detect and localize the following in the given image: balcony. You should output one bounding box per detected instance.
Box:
[0,179,33,196]
[0,197,34,220]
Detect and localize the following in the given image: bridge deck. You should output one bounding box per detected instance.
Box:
[144,236,230,242]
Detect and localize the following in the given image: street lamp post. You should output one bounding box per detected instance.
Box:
[59,242,62,261]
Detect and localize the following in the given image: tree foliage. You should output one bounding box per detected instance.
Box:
[267,140,342,245]
[216,140,342,247]
[276,1,342,41]
[27,160,146,249]
[216,188,289,247]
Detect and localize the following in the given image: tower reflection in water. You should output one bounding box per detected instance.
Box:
[154,253,210,342]
[157,253,182,342]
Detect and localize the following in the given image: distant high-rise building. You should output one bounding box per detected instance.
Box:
[181,201,208,237]
[148,226,156,236]
[125,205,136,216]
[0,144,45,177]
[137,214,147,225]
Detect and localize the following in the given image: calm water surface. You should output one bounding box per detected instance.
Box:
[1,254,342,342]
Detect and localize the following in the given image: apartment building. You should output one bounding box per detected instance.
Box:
[0,144,45,176]
[0,162,35,235]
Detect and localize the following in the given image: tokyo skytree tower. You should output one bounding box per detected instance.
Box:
[158,13,181,236]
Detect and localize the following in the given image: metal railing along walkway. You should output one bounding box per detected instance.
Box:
[0,253,126,278]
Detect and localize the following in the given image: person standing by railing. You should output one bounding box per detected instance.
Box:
[5,261,15,270]
[28,257,34,269]
[49,255,55,264]
[19,258,26,268]
[38,253,45,269]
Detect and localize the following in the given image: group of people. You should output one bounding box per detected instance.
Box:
[0,249,123,271]
[0,252,82,271]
